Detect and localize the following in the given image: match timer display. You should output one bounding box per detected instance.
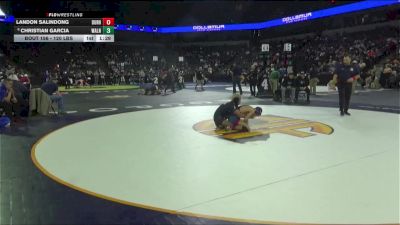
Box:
[13,12,115,42]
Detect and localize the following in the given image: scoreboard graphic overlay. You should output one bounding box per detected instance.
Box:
[14,12,114,42]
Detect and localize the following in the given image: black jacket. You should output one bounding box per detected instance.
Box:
[281,77,296,88]
[295,76,309,88]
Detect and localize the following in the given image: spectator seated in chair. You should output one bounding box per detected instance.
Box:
[10,75,30,117]
[295,71,310,103]
[0,79,24,124]
[41,79,65,114]
[177,74,185,90]
[381,64,392,88]
[19,74,31,90]
[280,73,296,103]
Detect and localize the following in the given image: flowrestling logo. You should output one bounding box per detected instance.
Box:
[193,115,333,142]
[192,25,225,32]
[282,12,312,24]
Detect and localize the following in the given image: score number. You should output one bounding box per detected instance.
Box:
[103,26,114,34]
[102,18,114,26]
[102,18,115,35]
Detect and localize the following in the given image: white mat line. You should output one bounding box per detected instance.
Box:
[185,85,232,88]
[176,150,392,212]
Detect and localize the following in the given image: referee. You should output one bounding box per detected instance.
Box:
[232,63,243,95]
[333,55,360,116]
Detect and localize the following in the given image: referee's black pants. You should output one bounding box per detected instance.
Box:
[232,78,242,95]
[337,83,352,113]
[249,82,257,96]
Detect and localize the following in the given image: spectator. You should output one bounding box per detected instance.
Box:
[195,67,204,91]
[0,79,22,123]
[269,66,280,97]
[249,66,258,97]
[281,73,296,103]
[295,72,310,103]
[10,75,29,116]
[351,60,361,95]
[41,79,65,114]
[177,71,185,90]
[381,64,393,88]
[19,74,31,90]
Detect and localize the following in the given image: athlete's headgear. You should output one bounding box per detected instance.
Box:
[255,107,262,116]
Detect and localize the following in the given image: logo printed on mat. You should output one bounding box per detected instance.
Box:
[193,115,333,141]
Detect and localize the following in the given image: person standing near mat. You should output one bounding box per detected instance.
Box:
[162,67,176,95]
[232,63,243,95]
[213,94,241,130]
[269,66,280,98]
[195,67,204,91]
[333,54,360,116]
[309,67,319,95]
[249,66,258,97]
